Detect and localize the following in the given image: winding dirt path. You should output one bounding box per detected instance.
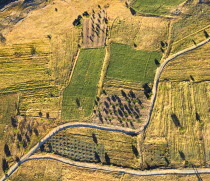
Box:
[1,38,209,181]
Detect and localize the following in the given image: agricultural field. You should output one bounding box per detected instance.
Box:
[110,17,170,51]
[106,43,162,84]
[141,81,210,168]
[130,0,185,16]
[18,87,60,119]
[82,9,108,48]
[50,28,81,88]
[38,127,139,168]
[62,48,105,121]
[171,3,210,54]
[161,42,210,82]
[0,41,51,92]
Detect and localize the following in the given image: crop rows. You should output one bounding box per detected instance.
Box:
[43,134,105,163]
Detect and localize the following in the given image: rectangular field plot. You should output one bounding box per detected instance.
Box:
[43,135,105,163]
[82,10,107,48]
[106,43,162,84]
[0,41,51,93]
[62,48,105,121]
[131,0,185,15]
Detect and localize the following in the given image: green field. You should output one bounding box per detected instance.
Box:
[106,43,162,84]
[131,0,185,15]
[62,48,105,121]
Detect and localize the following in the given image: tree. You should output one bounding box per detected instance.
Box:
[82,11,89,17]
[130,8,136,15]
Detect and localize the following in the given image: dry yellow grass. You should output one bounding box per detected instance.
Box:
[142,81,210,168]
[8,159,210,181]
[161,41,210,82]
[110,16,170,51]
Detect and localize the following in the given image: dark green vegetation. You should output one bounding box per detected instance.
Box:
[107,43,162,84]
[62,48,105,121]
[131,0,185,15]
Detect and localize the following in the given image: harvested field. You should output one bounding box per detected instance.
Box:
[62,48,105,121]
[9,159,123,181]
[110,17,170,51]
[142,81,210,168]
[161,42,210,82]
[82,10,107,48]
[0,41,51,92]
[38,127,139,168]
[107,43,162,84]
[19,87,60,119]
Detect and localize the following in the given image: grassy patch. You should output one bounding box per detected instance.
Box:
[107,43,162,84]
[62,48,105,121]
[131,0,185,15]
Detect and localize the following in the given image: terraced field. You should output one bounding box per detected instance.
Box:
[62,48,105,121]
[0,41,51,92]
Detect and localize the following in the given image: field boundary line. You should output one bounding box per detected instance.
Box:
[97,44,110,96]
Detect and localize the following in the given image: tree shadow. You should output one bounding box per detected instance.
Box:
[121,90,127,97]
[132,145,139,157]
[2,158,8,173]
[105,153,110,164]
[204,30,209,38]
[179,150,185,160]
[196,112,201,122]
[4,144,11,157]
[92,133,98,144]
[171,114,181,127]
[154,58,160,66]
[11,117,17,128]
[130,7,136,15]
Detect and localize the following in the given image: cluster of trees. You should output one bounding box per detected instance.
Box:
[94,90,144,128]
[2,116,41,173]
